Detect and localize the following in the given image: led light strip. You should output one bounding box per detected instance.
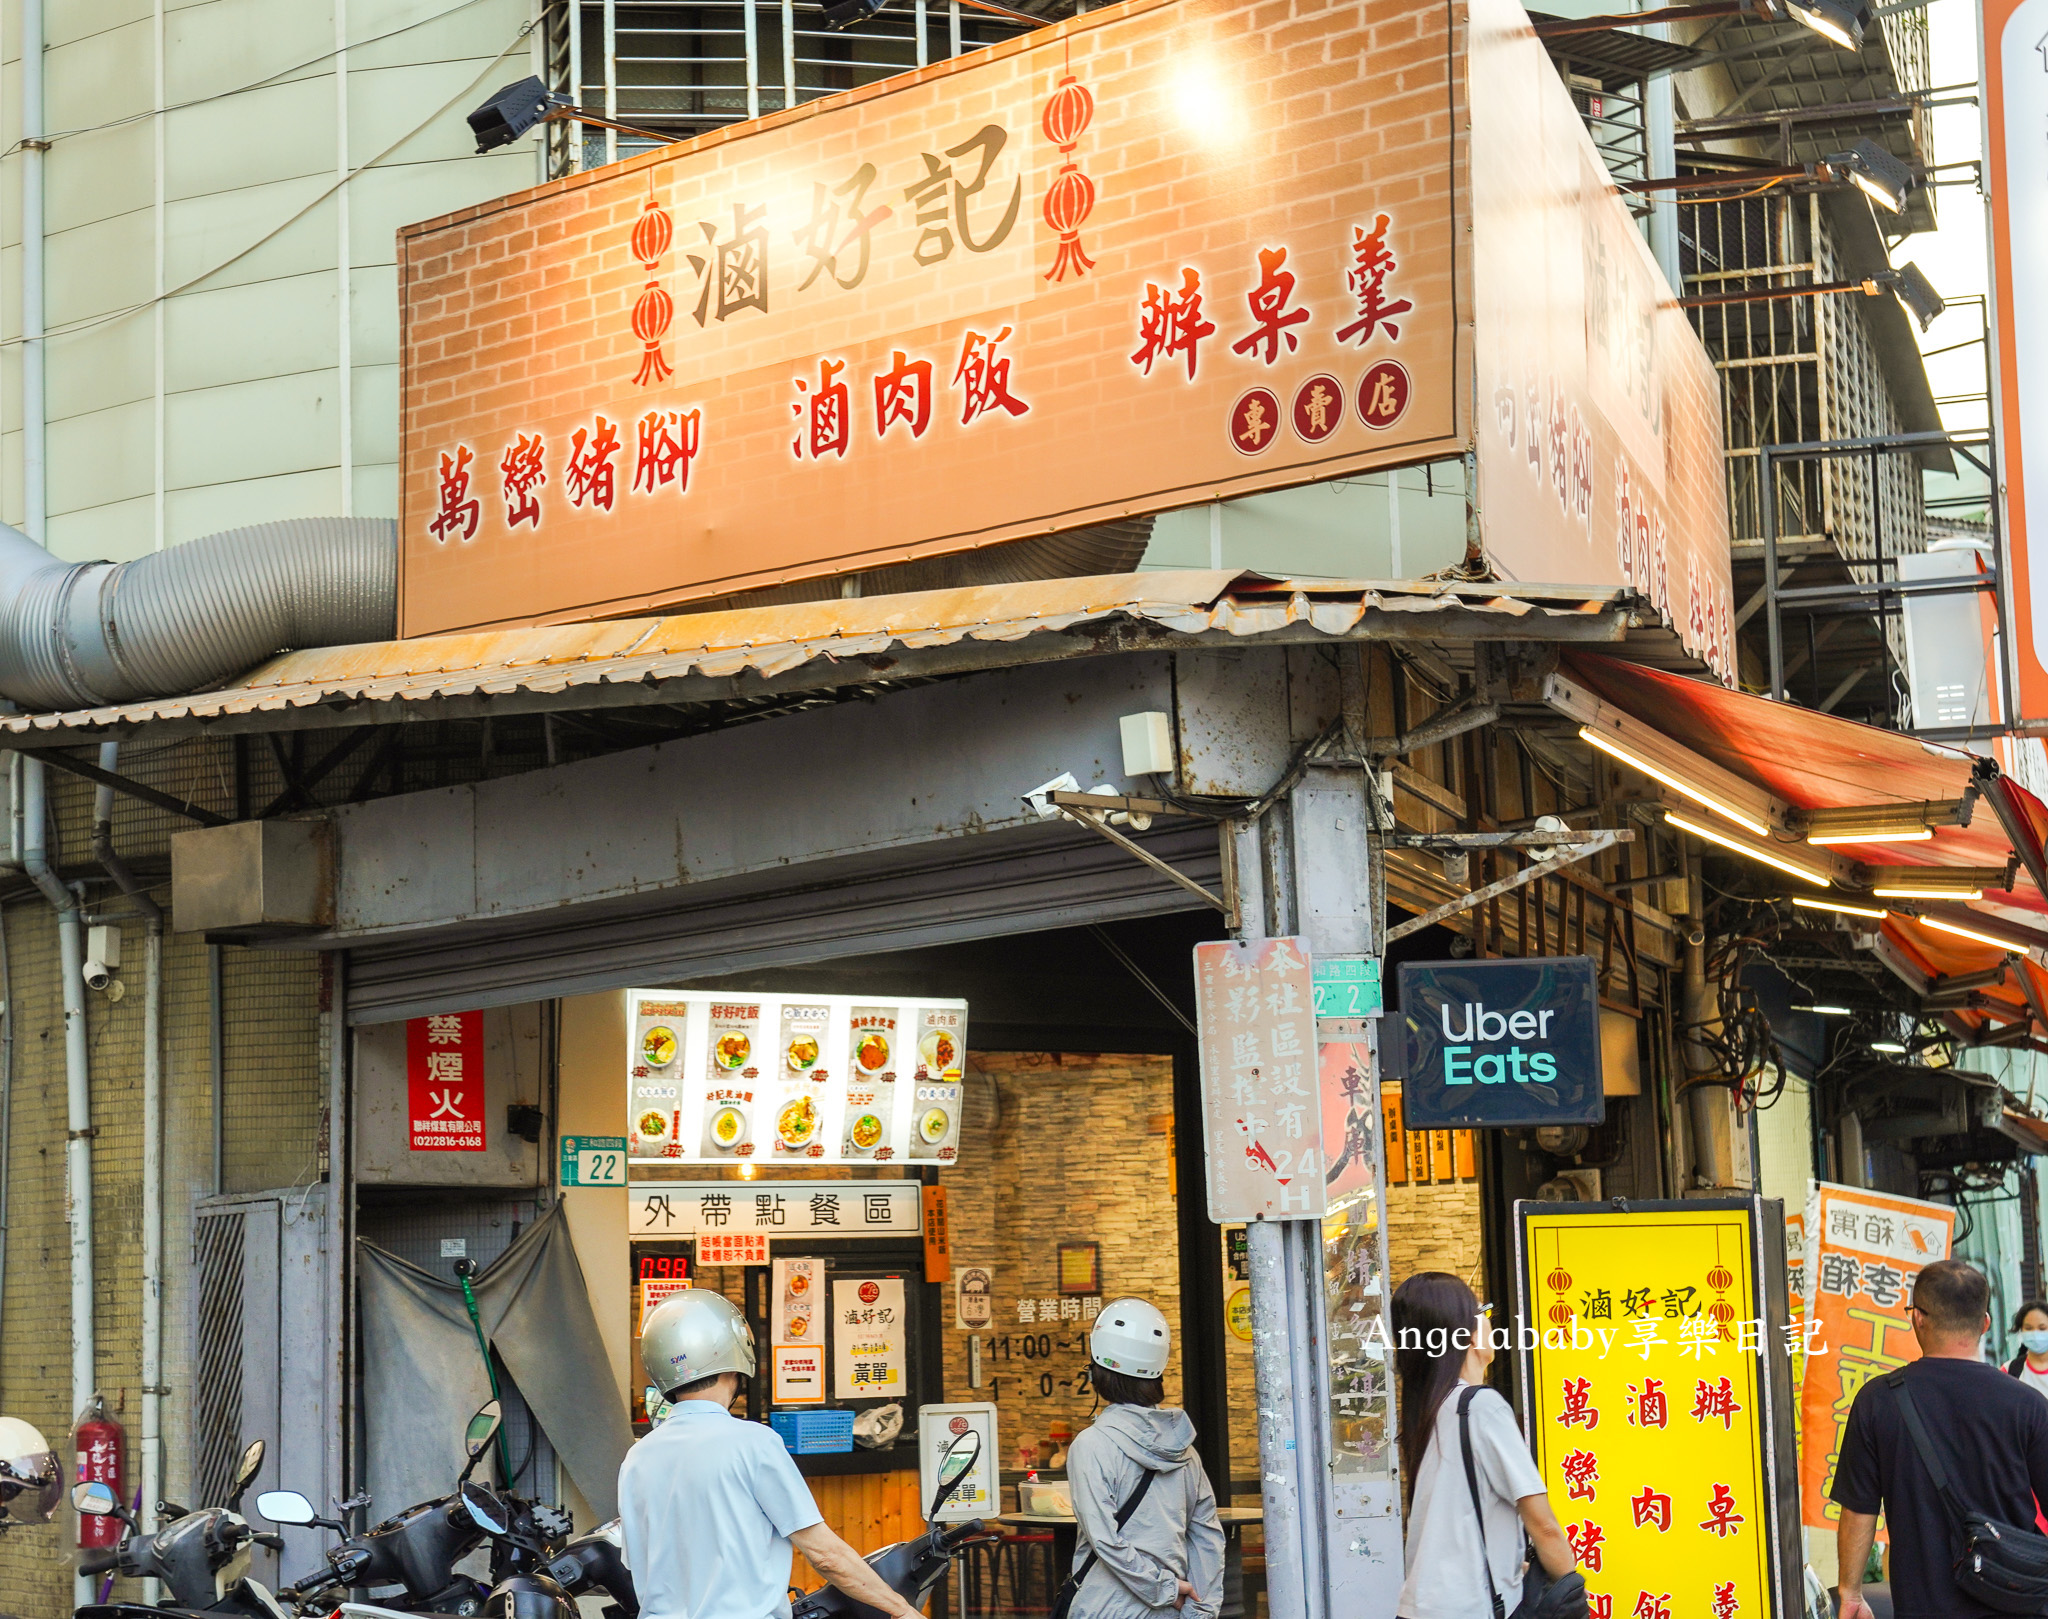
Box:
[1916,915,2027,954]
[1577,726,1772,838]
[1791,895,1887,920]
[1665,811,1832,888]
[1806,827,1934,846]
[1873,886,1984,902]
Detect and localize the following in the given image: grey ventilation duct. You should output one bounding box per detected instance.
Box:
[0,517,397,712]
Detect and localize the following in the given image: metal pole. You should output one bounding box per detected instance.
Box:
[568,0,583,170]
[23,760,92,1607]
[22,0,46,545]
[210,943,225,1194]
[744,0,760,119]
[781,0,796,110]
[1761,442,1786,700]
[0,899,10,1378]
[329,954,353,1506]
[602,0,617,164]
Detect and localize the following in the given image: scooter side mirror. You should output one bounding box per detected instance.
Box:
[464,1401,503,1459]
[460,1481,509,1537]
[71,1481,119,1518]
[229,1439,266,1508]
[256,1490,317,1527]
[927,1428,983,1520]
[458,1400,504,1484]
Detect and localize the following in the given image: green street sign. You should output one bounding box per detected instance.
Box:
[1312,956,1383,1019]
[559,1134,628,1186]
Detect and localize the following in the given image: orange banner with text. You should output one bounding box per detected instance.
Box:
[1796,1182,1954,1534]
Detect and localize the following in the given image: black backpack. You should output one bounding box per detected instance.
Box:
[1888,1369,2048,1613]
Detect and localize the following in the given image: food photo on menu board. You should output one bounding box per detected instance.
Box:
[622,991,970,1166]
[909,1006,966,1162]
[843,1005,900,1161]
[701,1001,764,1158]
[629,999,689,1158]
[773,1003,832,1159]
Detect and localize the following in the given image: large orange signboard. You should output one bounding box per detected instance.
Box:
[1467,0,1735,681]
[399,0,1467,634]
[1986,0,2048,722]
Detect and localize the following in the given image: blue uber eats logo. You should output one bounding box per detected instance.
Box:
[1394,957,1604,1130]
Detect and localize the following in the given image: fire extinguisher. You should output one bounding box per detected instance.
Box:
[73,1394,123,1551]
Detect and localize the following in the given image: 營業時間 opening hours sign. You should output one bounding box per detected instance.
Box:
[398,0,1464,634]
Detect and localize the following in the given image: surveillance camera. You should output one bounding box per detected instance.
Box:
[83,923,120,994]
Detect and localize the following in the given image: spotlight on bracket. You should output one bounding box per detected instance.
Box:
[1830,139,1918,214]
[467,76,570,154]
[1784,0,1869,49]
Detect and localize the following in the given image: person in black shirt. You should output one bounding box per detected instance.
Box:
[1832,1258,2048,1619]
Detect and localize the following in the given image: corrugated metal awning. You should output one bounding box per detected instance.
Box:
[0,570,1656,747]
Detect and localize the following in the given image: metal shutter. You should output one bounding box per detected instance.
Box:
[343,820,1222,1024]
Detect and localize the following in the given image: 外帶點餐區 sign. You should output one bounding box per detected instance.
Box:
[399,0,1464,633]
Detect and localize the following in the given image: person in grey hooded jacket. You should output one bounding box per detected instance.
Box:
[1065,1298,1226,1619]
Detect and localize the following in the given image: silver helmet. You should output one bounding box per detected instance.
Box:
[0,1418,58,1526]
[639,1289,756,1398]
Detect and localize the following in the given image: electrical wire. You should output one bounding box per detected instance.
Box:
[0,18,540,353]
[0,0,509,161]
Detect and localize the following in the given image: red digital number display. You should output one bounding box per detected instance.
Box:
[639,1253,689,1280]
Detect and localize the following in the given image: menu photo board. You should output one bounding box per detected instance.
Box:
[626,990,970,1165]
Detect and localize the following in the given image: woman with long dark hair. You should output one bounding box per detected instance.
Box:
[1391,1272,1577,1619]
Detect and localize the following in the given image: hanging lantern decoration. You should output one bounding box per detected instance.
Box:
[1547,1263,1572,1295]
[1548,1299,1574,1329]
[1707,1255,1736,1340]
[1040,71,1097,282]
[630,193,675,387]
[1042,72,1093,151]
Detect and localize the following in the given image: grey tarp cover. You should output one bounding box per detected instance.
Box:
[358,1202,634,1521]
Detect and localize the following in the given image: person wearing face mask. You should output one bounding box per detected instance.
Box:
[2006,1299,2048,1395]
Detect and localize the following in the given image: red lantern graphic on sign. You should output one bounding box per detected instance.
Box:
[631,190,675,387]
[1041,68,1096,282]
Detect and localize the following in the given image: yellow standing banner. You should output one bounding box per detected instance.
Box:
[1517,1200,1801,1619]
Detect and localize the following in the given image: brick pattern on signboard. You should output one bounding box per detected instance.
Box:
[396,0,1471,632]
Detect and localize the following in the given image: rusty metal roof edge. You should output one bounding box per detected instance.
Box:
[0,572,1644,744]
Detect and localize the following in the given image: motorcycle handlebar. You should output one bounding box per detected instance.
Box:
[935,1520,987,1551]
[77,1551,120,1576]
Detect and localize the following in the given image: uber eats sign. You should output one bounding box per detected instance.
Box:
[1394,957,1603,1129]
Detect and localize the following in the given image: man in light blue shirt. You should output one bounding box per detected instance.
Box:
[620,1290,922,1619]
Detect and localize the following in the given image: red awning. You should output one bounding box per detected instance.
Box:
[1564,654,2047,904]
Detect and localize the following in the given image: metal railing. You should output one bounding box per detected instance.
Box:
[546,0,1035,175]
[1757,429,2006,738]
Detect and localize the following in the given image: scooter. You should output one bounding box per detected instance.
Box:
[789,1425,988,1619]
[540,1518,637,1617]
[270,1402,539,1616]
[73,1438,292,1618]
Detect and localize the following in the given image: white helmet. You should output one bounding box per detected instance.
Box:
[0,1418,58,1525]
[1091,1298,1171,1379]
[639,1289,756,1397]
